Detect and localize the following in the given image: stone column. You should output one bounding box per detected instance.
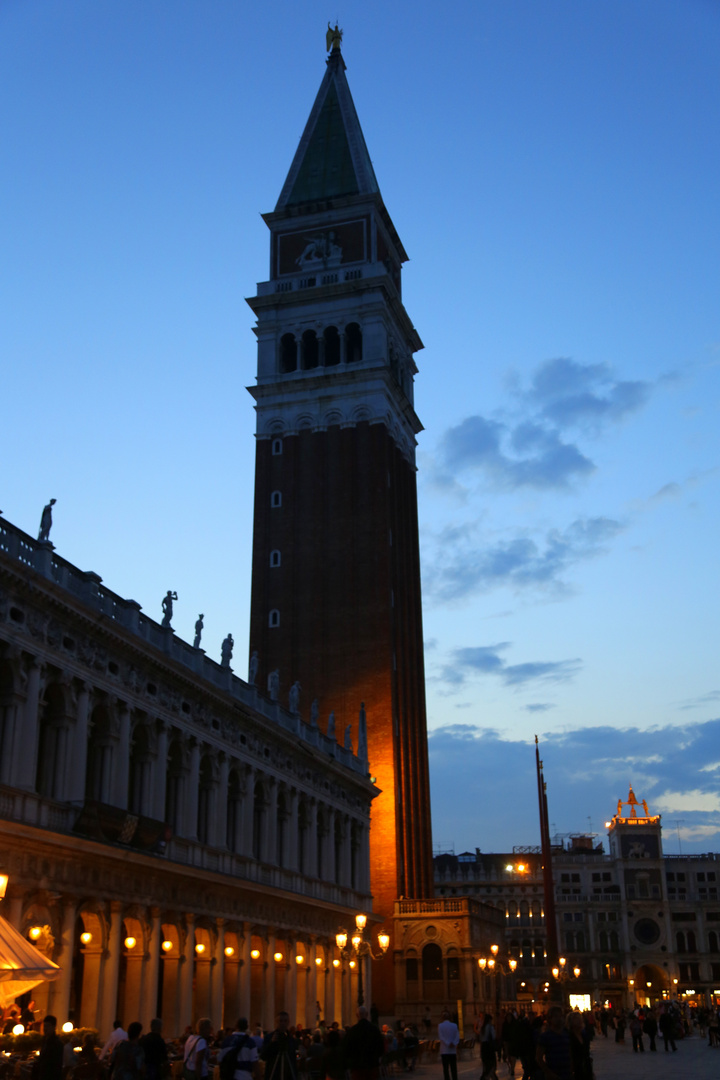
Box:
[112,701,130,809]
[49,896,76,1023]
[16,659,44,790]
[99,901,123,1039]
[211,919,225,1029]
[284,940,298,1021]
[324,942,335,1027]
[239,923,252,1021]
[240,766,255,856]
[154,721,169,822]
[324,809,336,885]
[142,908,162,1029]
[266,779,277,865]
[67,683,91,804]
[179,914,195,1030]
[214,755,229,849]
[340,817,352,888]
[185,739,200,840]
[305,939,317,1029]
[286,789,299,873]
[0,662,22,786]
[360,824,371,894]
[306,800,318,880]
[263,931,276,1029]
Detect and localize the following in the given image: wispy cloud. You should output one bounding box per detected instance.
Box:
[425,515,624,601]
[433,357,653,496]
[438,642,581,689]
[521,357,651,431]
[440,415,594,492]
[679,690,720,711]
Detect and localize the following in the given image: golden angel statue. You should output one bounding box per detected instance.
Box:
[326,22,343,52]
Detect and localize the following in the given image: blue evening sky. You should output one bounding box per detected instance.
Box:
[2,2,718,856]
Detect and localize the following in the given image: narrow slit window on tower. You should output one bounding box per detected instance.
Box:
[302,329,319,370]
[280,333,297,374]
[271,491,282,508]
[269,609,280,628]
[270,550,281,567]
[324,325,340,366]
[272,438,283,456]
[345,322,362,363]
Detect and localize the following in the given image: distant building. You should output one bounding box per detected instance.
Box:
[434,788,720,1011]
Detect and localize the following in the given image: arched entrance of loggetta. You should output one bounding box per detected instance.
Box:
[632,963,670,1007]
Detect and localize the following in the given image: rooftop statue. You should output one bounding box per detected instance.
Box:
[221,633,234,668]
[248,650,259,686]
[161,590,178,628]
[268,669,280,702]
[193,614,204,649]
[327,710,336,740]
[289,680,301,714]
[38,498,56,543]
[326,22,342,52]
[310,699,319,727]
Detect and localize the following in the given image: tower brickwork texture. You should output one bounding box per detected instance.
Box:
[247,48,434,952]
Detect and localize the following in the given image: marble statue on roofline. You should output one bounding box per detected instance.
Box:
[221,633,234,668]
[344,724,352,752]
[289,681,301,714]
[38,498,56,543]
[161,590,178,628]
[193,614,204,649]
[248,650,259,685]
[327,711,336,740]
[310,699,319,727]
[268,669,280,701]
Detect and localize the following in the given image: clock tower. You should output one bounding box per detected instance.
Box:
[247,40,433,1002]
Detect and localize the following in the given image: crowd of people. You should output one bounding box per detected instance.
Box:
[25,1006,421,1080]
[433,998,720,1080]
[20,997,720,1080]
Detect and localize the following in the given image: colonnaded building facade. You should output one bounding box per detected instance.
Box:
[0,513,376,1033]
[435,789,720,1012]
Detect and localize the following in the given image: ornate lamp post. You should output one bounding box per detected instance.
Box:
[336,913,390,1007]
[478,944,518,1014]
[550,956,581,1004]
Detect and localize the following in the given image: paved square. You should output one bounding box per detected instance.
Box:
[442,1032,720,1080]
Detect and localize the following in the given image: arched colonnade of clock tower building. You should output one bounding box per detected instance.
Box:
[246,43,435,998]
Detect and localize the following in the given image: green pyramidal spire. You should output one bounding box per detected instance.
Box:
[276,48,380,210]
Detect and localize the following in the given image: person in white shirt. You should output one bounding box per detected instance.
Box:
[437,1011,459,1080]
[100,1021,128,1060]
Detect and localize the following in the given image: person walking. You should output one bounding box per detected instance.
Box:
[437,1010,459,1080]
[342,1006,385,1080]
[476,1014,498,1080]
[658,1008,677,1052]
[33,1015,63,1080]
[111,1022,145,1080]
[643,1009,658,1052]
[536,1007,572,1080]
[629,1012,644,1053]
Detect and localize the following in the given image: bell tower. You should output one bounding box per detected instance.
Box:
[247,39,433,985]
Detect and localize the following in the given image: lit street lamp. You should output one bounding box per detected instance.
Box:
[478,944,518,1014]
[551,956,581,1003]
[336,913,390,1007]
